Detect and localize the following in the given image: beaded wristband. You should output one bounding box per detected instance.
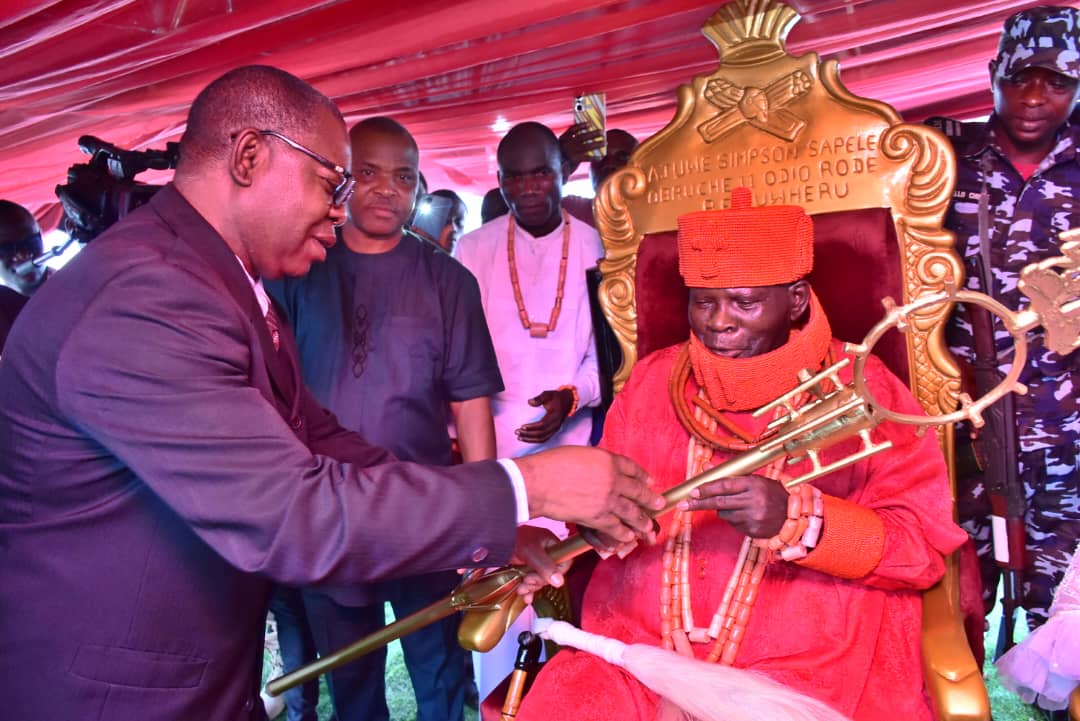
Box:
[766,484,823,562]
[558,385,580,417]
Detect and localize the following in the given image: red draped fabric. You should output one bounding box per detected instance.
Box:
[0,0,1050,220]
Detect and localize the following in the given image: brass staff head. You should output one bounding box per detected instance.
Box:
[1020,235,1080,356]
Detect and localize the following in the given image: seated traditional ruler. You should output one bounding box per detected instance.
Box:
[485,1,992,720]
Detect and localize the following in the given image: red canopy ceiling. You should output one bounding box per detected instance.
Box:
[0,0,1054,222]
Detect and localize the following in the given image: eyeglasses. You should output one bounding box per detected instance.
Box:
[259,130,356,207]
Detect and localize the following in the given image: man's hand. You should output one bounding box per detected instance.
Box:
[515,446,664,545]
[679,475,789,538]
[511,525,571,604]
[558,122,605,177]
[515,388,574,444]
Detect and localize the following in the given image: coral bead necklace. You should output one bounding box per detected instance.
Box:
[506,210,570,338]
[661,386,819,666]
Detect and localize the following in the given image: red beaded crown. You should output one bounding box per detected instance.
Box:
[677,186,813,288]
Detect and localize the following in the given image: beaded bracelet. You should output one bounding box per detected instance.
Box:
[558,384,580,417]
[766,484,823,562]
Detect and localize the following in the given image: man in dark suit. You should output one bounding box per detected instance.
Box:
[0,65,662,721]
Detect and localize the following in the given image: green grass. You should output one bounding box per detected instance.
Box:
[261,597,1049,721]
[384,637,418,721]
[984,593,1048,721]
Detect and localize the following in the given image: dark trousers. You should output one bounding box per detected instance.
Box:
[268,587,320,721]
[304,577,466,721]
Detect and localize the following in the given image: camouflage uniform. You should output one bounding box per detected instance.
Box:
[928,113,1080,627]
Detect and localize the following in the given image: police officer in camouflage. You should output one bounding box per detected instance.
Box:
[928,6,1080,633]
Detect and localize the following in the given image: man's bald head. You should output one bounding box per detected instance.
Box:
[349,116,418,153]
[173,65,351,280]
[179,65,344,171]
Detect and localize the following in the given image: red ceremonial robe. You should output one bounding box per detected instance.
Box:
[516,341,968,721]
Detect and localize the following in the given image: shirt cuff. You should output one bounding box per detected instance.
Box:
[795,494,885,579]
[573,368,601,411]
[497,458,531,524]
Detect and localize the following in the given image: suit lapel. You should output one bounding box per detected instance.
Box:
[148,186,299,416]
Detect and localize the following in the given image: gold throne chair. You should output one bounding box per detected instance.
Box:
[591,1,990,719]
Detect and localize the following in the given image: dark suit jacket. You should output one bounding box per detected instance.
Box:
[0,185,517,721]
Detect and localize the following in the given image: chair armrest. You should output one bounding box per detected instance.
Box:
[922,553,991,721]
[1070,684,1079,721]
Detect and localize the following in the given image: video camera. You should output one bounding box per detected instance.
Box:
[55,135,180,243]
[12,136,180,276]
